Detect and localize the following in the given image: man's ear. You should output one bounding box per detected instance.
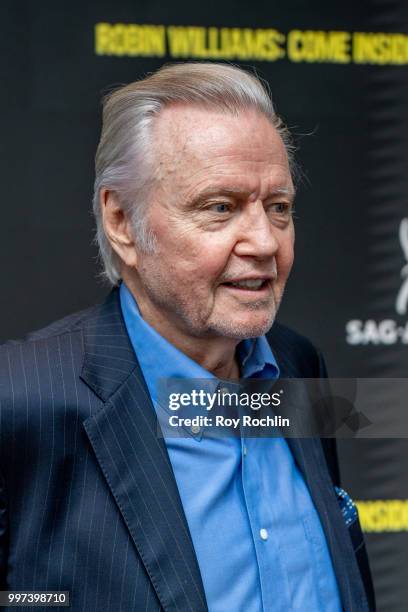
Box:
[100,188,138,268]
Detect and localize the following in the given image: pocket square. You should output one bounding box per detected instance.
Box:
[335,486,367,562]
[335,486,358,526]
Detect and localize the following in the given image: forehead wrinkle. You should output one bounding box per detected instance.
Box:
[151,108,293,202]
[183,154,291,184]
[154,109,286,172]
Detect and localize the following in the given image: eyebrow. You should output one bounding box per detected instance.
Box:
[189,186,296,208]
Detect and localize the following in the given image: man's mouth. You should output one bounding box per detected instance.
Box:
[221,278,272,291]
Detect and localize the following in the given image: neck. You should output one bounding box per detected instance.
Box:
[191,348,241,380]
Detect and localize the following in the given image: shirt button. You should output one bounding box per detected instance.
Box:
[260,528,269,541]
[191,424,201,435]
[220,387,230,395]
[243,445,248,456]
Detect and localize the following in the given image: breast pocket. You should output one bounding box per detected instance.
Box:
[347,514,366,555]
[334,486,365,553]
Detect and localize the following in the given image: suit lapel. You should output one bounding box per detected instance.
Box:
[80,290,208,612]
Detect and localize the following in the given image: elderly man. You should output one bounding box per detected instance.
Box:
[0,63,374,611]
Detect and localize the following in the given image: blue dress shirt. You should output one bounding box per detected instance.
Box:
[120,282,342,612]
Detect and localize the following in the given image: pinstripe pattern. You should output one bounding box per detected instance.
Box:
[0,289,374,611]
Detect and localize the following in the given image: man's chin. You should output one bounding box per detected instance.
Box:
[209,311,277,340]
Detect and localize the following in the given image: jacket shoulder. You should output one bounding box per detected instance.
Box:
[0,302,101,403]
[0,302,106,444]
[3,304,97,347]
[268,321,319,354]
[267,321,326,378]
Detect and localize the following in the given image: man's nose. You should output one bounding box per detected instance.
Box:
[233,202,279,259]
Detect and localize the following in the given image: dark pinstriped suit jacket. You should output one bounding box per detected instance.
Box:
[0,289,375,611]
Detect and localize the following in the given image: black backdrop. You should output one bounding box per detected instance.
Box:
[2,1,408,610]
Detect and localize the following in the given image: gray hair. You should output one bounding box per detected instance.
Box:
[93,62,295,285]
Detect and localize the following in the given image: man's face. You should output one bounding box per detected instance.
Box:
[129,105,295,341]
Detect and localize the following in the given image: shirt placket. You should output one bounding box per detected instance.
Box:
[240,436,291,612]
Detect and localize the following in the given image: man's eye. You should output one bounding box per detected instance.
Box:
[210,203,231,213]
[268,203,291,215]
